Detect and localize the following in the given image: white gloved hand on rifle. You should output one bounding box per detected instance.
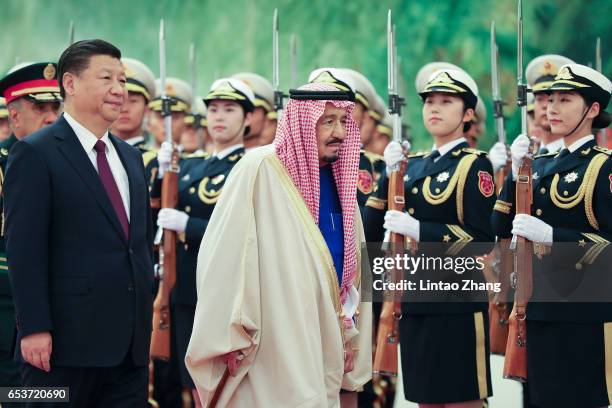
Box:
[489,142,509,173]
[383,210,420,241]
[510,134,531,180]
[157,208,189,233]
[511,214,553,244]
[383,141,411,177]
[157,141,174,178]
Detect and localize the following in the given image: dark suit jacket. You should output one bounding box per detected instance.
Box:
[4,115,154,367]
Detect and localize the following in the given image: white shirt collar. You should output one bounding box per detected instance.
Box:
[214,143,244,160]
[564,134,595,153]
[63,111,110,152]
[543,138,564,153]
[125,135,145,146]
[432,137,467,157]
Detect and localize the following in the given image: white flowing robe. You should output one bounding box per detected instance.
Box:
[185,145,372,407]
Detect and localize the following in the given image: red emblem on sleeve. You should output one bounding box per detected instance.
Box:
[609,174,612,193]
[357,169,373,195]
[478,171,494,197]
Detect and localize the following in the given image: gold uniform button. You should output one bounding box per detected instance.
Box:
[412,187,418,194]
[563,191,569,196]
[408,208,415,215]
[435,188,441,193]
[540,187,546,194]
[184,244,189,251]
[575,262,583,270]
[536,209,542,216]
[189,187,196,194]
[185,206,191,213]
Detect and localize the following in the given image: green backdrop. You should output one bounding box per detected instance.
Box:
[1,0,610,149]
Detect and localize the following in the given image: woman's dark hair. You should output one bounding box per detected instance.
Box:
[57,39,121,98]
[582,93,611,129]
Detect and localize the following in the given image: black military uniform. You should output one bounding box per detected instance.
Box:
[357,150,374,215]
[364,68,496,404]
[0,62,61,399]
[152,78,255,391]
[492,63,612,408]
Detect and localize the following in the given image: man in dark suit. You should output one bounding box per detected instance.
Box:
[4,39,154,407]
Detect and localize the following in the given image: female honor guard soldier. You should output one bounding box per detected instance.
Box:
[364,69,496,408]
[497,64,612,408]
[151,77,255,407]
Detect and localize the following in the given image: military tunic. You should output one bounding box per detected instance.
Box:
[0,134,21,390]
[150,146,244,387]
[492,138,612,407]
[363,140,495,403]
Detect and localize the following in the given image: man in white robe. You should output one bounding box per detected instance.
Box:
[186,83,372,407]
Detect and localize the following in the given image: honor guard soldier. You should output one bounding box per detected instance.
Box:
[111,57,156,153]
[308,68,375,215]
[494,64,612,408]
[342,68,382,153]
[363,95,391,190]
[260,108,277,145]
[490,54,575,176]
[181,97,208,154]
[465,96,487,148]
[0,61,61,394]
[152,77,255,407]
[364,68,496,406]
[0,98,9,141]
[230,72,275,149]
[145,77,193,184]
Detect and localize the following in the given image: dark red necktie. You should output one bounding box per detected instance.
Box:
[94,140,129,239]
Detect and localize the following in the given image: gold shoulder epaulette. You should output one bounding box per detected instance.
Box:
[183,152,209,159]
[594,146,612,156]
[407,151,427,158]
[461,147,488,156]
[534,151,557,159]
[363,150,384,162]
[141,150,158,168]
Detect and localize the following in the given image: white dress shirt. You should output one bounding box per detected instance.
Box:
[213,143,244,160]
[564,134,595,153]
[431,137,468,162]
[125,135,145,146]
[63,112,131,220]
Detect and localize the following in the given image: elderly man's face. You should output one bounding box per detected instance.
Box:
[316,103,348,166]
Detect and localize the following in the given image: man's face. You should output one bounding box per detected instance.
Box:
[147,110,186,146]
[0,118,11,140]
[111,92,147,139]
[64,54,126,125]
[352,101,365,128]
[180,125,202,153]
[260,116,277,145]
[360,111,377,146]
[534,92,551,130]
[8,98,60,139]
[316,103,348,166]
[244,106,266,143]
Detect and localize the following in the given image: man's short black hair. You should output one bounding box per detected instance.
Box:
[57,39,121,98]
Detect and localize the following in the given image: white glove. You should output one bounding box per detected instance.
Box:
[157,141,173,178]
[489,142,508,173]
[383,210,420,241]
[511,214,553,244]
[383,141,411,177]
[510,134,531,180]
[157,208,189,233]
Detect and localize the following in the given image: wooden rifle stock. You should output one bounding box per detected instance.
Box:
[373,158,409,377]
[150,147,180,361]
[503,155,533,382]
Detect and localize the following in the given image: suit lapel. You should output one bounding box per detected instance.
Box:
[110,134,139,243]
[54,117,127,244]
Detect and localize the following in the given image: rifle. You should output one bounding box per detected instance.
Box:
[488,20,512,355]
[68,21,75,46]
[596,38,607,147]
[373,10,409,377]
[150,19,179,362]
[503,0,533,381]
[189,42,204,145]
[272,9,285,115]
